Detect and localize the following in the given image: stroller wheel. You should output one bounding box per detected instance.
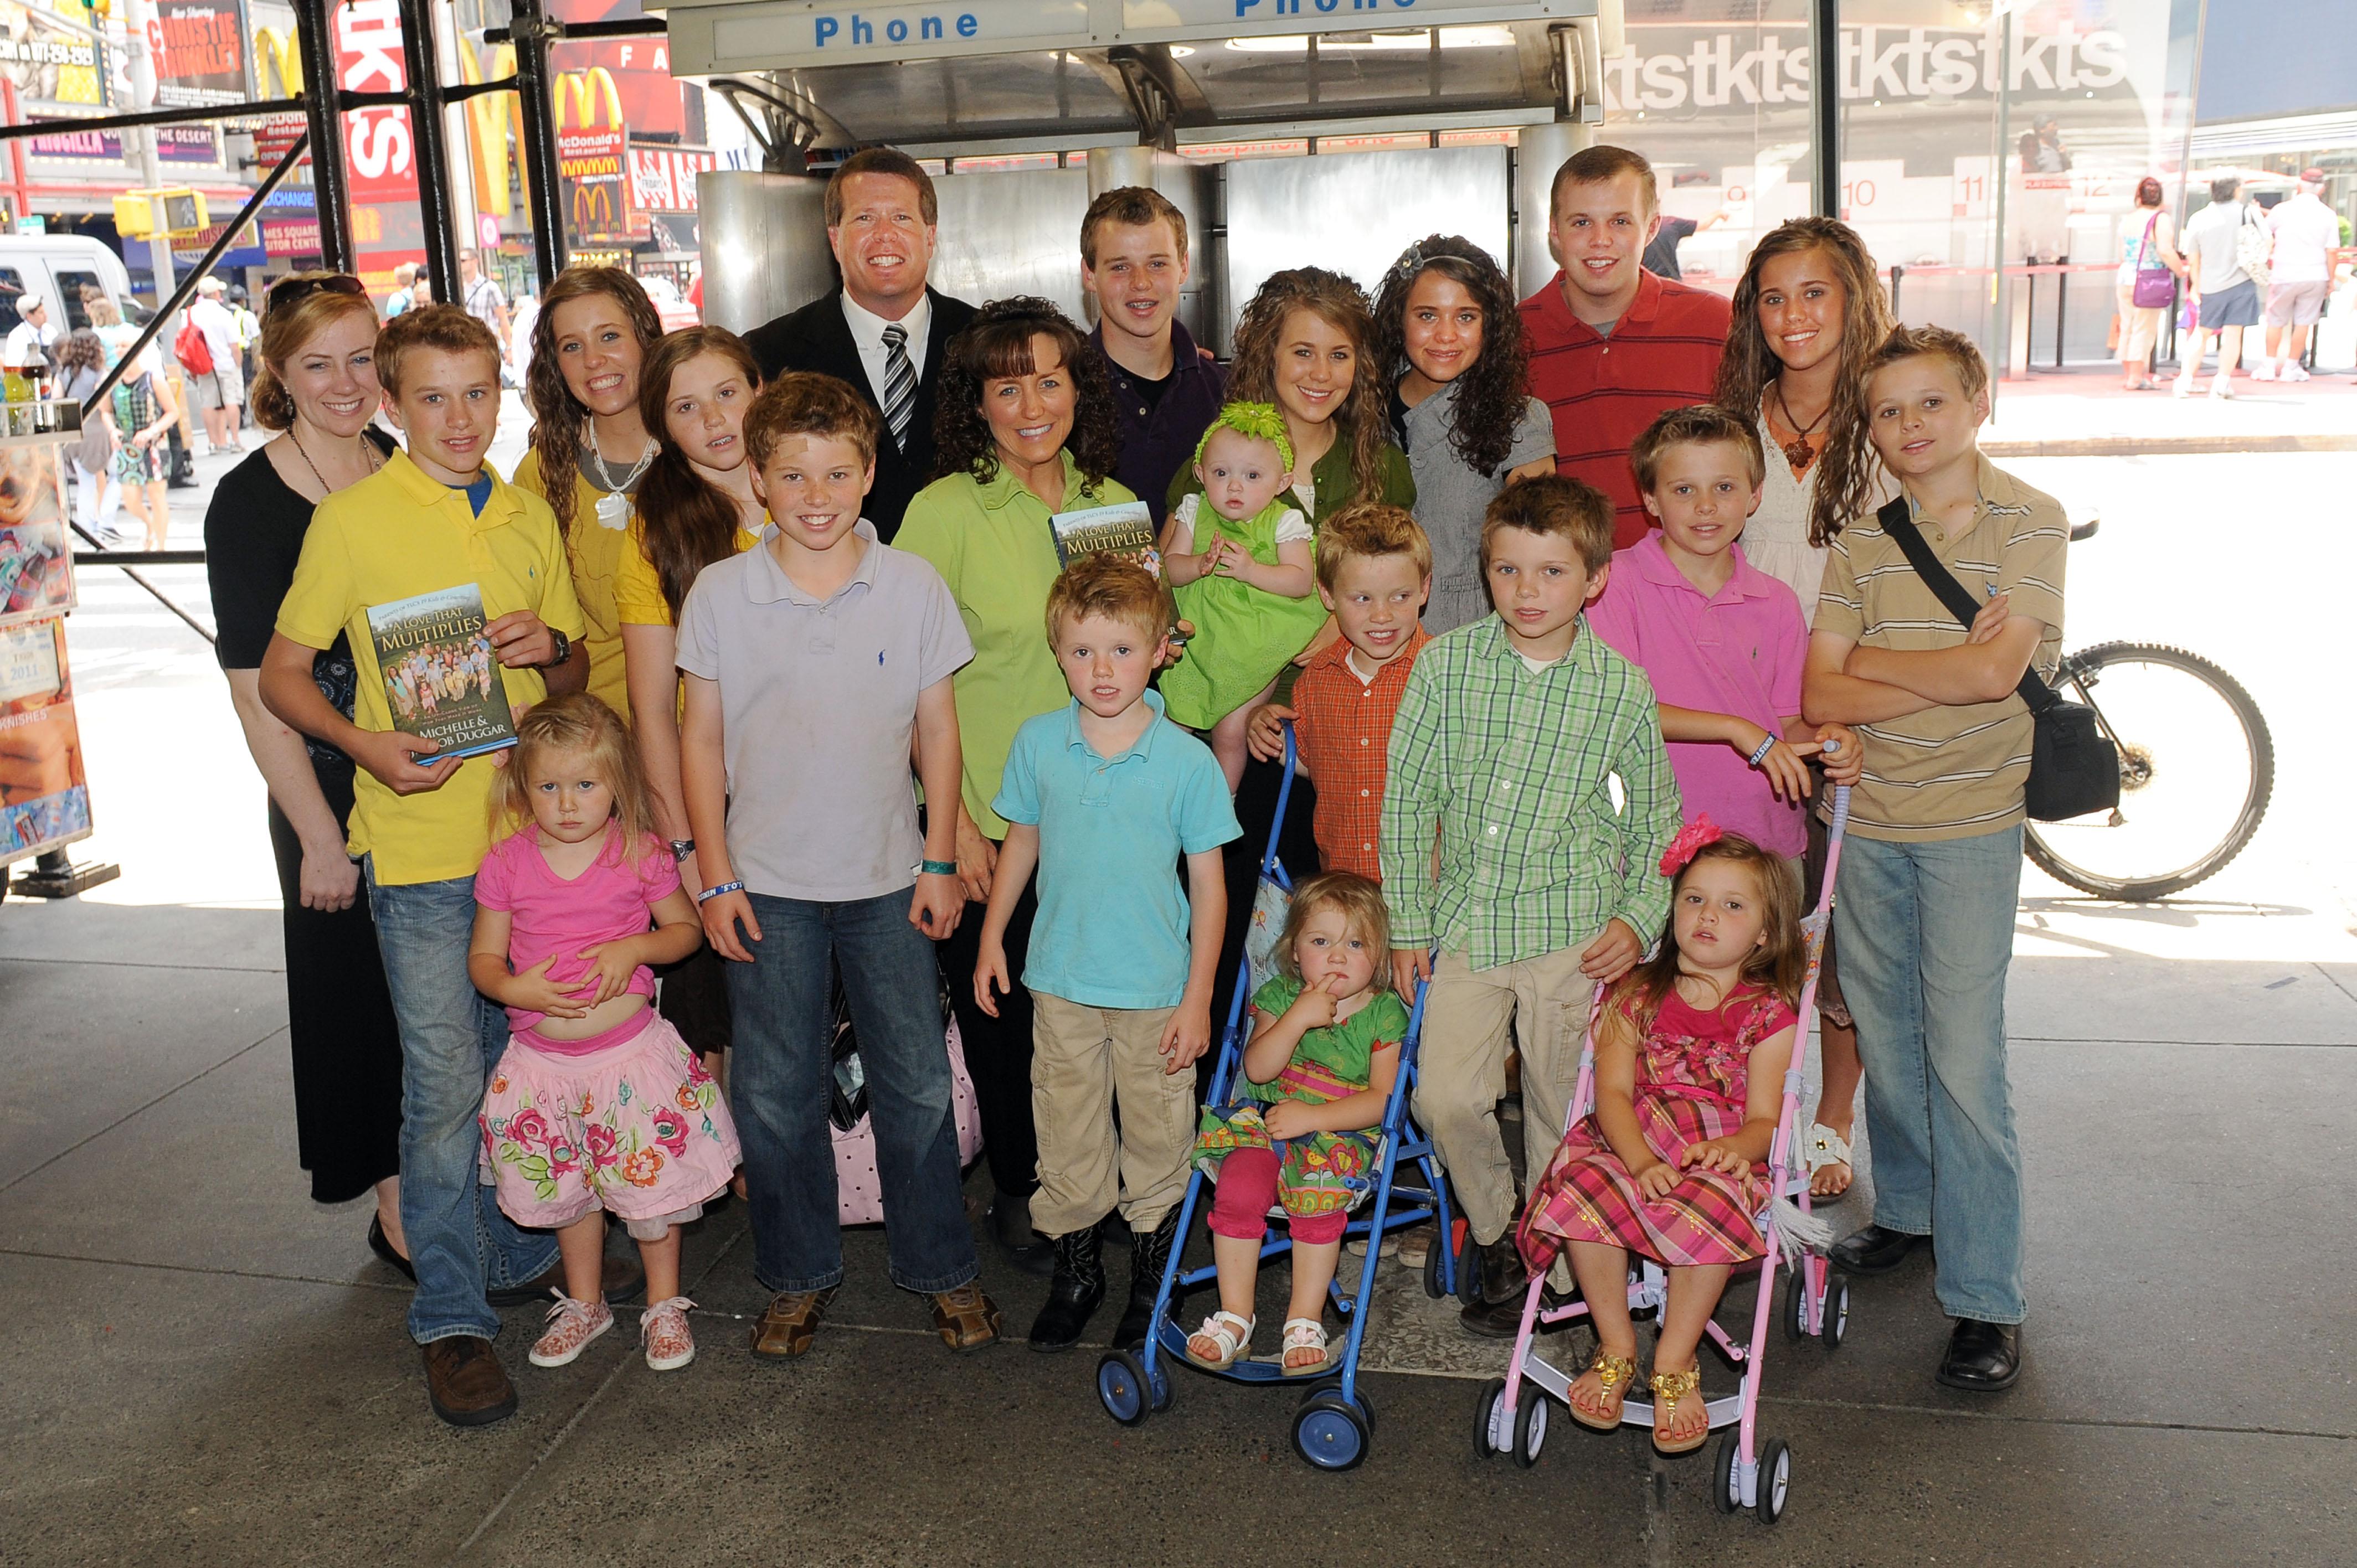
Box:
[1820,1275,1850,1352]
[1293,1389,1371,1471]
[1711,1432,1743,1514]
[1781,1272,1810,1342]
[1097,1350,1152,1428]
[1755,1437,1793,1524]
[1512,1389,1548,1468]
[1303,1375,1375,1435]
[1422,1226,1447,1299]
[1147,1354,1175,1412]
[1452,1219,1482,1307]
[1473,1376,1507,1458]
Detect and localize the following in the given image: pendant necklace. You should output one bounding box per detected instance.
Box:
[584,431,657,528]
[289,426,382,497]
[1771,382,1831,476]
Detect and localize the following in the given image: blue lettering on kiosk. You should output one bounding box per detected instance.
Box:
[812,11,976,47]
[1233,0,1413,13]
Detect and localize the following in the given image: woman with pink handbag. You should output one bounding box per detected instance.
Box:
[2117,177,2188,390]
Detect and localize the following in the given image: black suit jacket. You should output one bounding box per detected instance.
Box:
[743,286,979,543]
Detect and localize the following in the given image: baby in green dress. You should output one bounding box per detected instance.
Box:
[1157,402,1325,790]
[1189,871,1408,1375]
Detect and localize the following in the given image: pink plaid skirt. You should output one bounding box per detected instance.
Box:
[480,1012,742,1230]
[1518,1089,1766,1270]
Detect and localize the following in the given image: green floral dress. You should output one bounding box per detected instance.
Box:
[1193,976,1412,1218]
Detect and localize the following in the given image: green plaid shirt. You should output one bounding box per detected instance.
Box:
[1380,616,1680,969]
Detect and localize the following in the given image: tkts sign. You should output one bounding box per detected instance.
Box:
[1601,18,2132,114]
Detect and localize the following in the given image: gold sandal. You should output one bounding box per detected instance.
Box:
[1649,1364,1708,1454]
[1569,1349,1638,1431]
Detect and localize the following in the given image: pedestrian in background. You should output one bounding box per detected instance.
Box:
[2255,169,2339,383]
[2114,177,2184,391]
[2175,175,2263,401]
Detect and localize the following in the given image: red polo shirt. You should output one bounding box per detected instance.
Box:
[1520,269,1732,548]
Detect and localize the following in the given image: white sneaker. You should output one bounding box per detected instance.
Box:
[2207,377,2235,399]
[2250,361,2277,381]
[527,1290,614,1368]
[2171,375,2194,399]
[2284,364,2312,382]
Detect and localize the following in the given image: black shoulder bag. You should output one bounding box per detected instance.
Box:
[1876,497,2119,823]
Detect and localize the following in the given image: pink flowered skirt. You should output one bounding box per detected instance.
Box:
[480,1012,742,1230]
[1517,1090,1766,1271]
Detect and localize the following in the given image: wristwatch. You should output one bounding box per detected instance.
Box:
[539,628,571,669]
[670,838,696,864]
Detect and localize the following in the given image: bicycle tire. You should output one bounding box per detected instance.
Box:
[2024,641,2273,901]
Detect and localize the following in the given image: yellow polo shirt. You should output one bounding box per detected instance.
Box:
[276,449,586,886]
[512,451,634,721]
[613,512,765,628]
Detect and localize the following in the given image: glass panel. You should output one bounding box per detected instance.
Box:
[0,270,24,334]
[53,272,102,331]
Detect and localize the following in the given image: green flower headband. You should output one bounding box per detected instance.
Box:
[1192,400,1294,474]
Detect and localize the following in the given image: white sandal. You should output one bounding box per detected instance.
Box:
[1280,1317,1331,1377]
[1805,1123,1854,1194]
[1186,1311,1254,1370]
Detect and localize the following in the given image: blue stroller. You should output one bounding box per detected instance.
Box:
[1094,729,1465,1470]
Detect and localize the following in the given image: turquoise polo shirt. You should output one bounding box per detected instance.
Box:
[992,689,1242,1010]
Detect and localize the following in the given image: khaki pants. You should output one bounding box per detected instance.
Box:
[1411,946,1592,1245]
[1028,993,1198,1239]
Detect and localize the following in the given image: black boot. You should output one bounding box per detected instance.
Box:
[989,1189,1055,1277]
[1456,1231,1532,1336]
[1027,1225,1105,1353]
[1111,1209,1181,1352]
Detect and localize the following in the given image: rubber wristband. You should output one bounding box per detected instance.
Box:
[697,880,745,904]
[920,859,958,876]
[1746,735,1778,770]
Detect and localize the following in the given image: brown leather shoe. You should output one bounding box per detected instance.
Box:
[930,1283,1003,1353]
[423,1335,518,1427]
[489,1246,645,1308]
[749,1287,838,1360]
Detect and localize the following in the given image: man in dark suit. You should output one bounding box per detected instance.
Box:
[743,148,978,541]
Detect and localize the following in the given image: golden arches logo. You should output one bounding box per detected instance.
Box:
[254,27,301,95]
[554,68,625,132]
[458,39,524,218]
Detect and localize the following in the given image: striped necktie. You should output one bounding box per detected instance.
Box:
[879,322,915,453]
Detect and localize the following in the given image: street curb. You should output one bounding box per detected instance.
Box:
[1983,434,2357,457]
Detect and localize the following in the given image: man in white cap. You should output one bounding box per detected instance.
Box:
[3,291,54,392]
[2256,169,2341,383]
[187,275,245,454]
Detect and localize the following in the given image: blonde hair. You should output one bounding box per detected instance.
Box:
[1043,553,1174,647]
[251,273,382,433]
[1275,871,1394,993]
[1628,403,1766,494]
[1315,502,1432,594]
[489,693,658,855]
[1814,324,1989,545]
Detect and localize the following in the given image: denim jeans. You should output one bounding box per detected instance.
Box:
[726,888,978,1296]
[1833,825,2026,1324]
[366,862,560,1343]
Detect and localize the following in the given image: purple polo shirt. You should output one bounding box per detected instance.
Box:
[1585,534,1810,858]
[1088,318,1227,526]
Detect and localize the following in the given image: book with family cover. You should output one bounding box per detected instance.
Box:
[366,584,515,765]
[1048,499,1162,578]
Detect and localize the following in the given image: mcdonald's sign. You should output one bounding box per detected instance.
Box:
[251,28,307,166]
[555,69,633,246]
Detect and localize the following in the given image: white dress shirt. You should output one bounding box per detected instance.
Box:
[840,290,931,402]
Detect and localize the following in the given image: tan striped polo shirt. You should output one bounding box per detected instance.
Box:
[1815,454,2068,842]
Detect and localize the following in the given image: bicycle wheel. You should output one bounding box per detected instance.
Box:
[2023,642,2273,901]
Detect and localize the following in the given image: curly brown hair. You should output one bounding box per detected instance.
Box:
[929,297,1119,489]
[1228,268,1388,509]
[1712,218,1893,547]
[525,266,663,540]
[1369,236,1530,478]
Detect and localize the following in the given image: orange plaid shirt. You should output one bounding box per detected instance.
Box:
[1290,626,1431,880]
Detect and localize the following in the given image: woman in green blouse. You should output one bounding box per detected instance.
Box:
[897,296,1132,1283]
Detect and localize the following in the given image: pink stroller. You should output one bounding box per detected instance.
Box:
[1473,786,1854,1523]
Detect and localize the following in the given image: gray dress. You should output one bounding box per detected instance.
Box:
[1399,380,1556,635]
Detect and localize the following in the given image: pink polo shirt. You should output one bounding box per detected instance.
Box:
[1585,535,1809,858]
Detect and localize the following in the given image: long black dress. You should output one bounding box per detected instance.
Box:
[204,435,404,1204]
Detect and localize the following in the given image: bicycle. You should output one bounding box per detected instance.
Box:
[2021,519,2276,901]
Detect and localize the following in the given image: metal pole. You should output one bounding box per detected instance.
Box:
[2163,0,2209,371]
[1809,0,1839,218]
[119,0,176,305]
[292,0,356,274]
[506,0,569,290]
[395,0,460,308]
[1987,8,2014,374]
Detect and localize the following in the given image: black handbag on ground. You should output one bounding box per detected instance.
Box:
[1876,497,2119,823]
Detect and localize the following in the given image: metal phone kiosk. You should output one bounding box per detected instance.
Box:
[669,0,1611,341]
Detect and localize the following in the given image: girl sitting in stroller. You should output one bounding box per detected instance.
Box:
[1517,821,1803,1454]
[1188,872,1408,1377]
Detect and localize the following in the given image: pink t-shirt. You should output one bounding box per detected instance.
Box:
[474,825,681,1038]
[1586,535,1810,859]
